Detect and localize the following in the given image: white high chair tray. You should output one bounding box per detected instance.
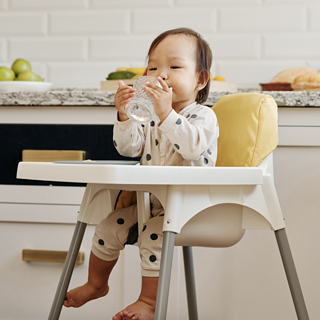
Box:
[17,161,263,185]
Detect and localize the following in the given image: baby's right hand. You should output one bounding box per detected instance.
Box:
[114,81,136,121]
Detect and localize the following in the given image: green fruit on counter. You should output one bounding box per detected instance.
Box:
[11,58,32,76]
[0,66,15,81]
[35,74,44,82]
[16,70,43,82]
[107,70,136,80]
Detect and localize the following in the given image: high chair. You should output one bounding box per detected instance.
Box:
[16,93,309,320]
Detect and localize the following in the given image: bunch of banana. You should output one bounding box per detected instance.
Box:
[107,67,146,80]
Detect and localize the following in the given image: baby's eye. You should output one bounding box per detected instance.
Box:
[171,66,180,69]
[149,68,157,71]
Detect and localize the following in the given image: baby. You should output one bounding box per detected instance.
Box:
[64,27,219,320]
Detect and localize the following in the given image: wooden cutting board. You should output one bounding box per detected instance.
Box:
[22,150,86,162]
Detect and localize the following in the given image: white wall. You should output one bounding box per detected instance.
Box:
[1,0,320,89]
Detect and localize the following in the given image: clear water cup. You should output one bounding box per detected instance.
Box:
[125,76,162,124]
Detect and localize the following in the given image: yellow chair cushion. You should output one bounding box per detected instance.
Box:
[116,93,278,208]
[212,93,278,167]
[115,190,137,210]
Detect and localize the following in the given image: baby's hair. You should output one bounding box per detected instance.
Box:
[147,27,212,104]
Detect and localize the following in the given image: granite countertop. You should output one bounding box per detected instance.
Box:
[1,88,320,107]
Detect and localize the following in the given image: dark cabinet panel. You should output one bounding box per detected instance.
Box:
[0,124,139,186]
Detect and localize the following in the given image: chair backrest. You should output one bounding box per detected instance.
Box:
[212,93,278,167]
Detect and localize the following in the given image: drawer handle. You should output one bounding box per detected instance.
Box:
[22,249,84,265]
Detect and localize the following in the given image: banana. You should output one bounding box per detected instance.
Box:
[126,67,146,74]
[132,74,143,79]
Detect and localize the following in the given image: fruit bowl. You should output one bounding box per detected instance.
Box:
[0,81,53,93]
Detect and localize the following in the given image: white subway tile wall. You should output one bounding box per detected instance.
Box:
[217,60,308,85]
[132,9,217,34]
[90,0,174,9]
[8,37,88,61]
[89,36,154,61]
[0,0,319,88]
[206,34,261,60]
[47,61,132,88]
[0,38,6,62]
[0,12,47,36]
[308,61,320,71]
[49,11,131,35]
[175,0,262,6]
[8,0,88,10]
[263,34,320,59]
[218,6,306,33]
[308,6,320,31]
[263,0,320,5]
[0,0,7,10]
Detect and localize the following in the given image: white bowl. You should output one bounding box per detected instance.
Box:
[0,81,53,93]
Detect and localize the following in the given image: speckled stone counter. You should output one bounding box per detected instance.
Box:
[1,88,320,107]
[209,90,320,107]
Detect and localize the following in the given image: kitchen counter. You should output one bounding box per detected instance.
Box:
[1,86,320,320]
[1,89,320,107]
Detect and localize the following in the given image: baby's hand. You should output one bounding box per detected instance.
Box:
[143,77,172,123]
[114,81,136,121]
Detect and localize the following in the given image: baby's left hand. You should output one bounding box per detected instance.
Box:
[143,77,172,123]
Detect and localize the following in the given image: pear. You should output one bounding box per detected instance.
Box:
[11,58,32,76]
[0,66,15,81]
[16,70,43,82]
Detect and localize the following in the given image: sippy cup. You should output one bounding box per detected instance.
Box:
[125,76,162,124]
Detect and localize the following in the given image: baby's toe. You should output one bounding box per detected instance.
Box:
[112,313,122,320]
[63,296,74,308]
[123,310,134,317]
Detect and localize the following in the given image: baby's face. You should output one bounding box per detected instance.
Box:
[147,34,200,111]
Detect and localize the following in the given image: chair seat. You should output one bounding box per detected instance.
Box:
[175,203,246,247]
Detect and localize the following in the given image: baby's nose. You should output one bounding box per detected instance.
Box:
[158,70,168,80]
[160,75,168,80]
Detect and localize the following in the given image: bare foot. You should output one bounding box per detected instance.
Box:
[112,299,155,320]
[64,282,109,308]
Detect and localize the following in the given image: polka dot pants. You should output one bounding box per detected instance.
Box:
[91,195,164,277]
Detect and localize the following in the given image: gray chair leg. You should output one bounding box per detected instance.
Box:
[183,246,199,320]
[154,231,176,320]
[275,228,309,320]
[48,221,87,320]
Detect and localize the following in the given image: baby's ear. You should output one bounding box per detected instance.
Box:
[197,69,210,90]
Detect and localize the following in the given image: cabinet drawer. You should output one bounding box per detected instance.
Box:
[0,203,80,223]
[0,223,141,320]
[0,222,140,320]
[0,185,85,223]
[278,126,320,146]
[0,185,84,204]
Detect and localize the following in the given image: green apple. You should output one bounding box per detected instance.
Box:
[11,58,32,76]
[0,67,15,81]
[16,70,42,82]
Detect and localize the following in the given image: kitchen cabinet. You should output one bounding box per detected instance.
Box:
[0,105,177,320]
[272,107,320,320]
[0,97,319,320]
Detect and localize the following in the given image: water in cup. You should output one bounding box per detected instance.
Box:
[125,76,162,124]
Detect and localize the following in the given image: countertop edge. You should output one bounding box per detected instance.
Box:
[1,89,320,107]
